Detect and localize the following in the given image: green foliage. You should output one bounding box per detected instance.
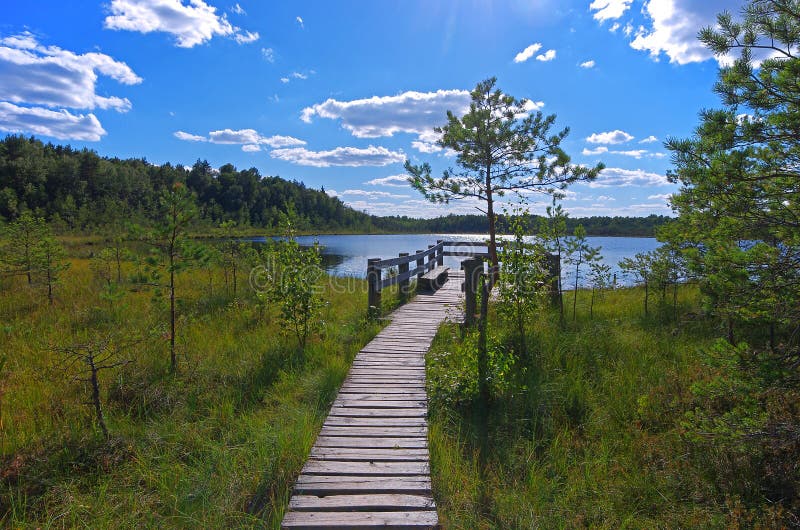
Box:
[2,211,47,284]
[565,224,601,321]
[258,223,326,352]
[406,77,603,268]
[664,0,800,339]
[497,206,548,353]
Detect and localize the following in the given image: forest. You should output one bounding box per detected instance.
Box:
[0,134,668,237]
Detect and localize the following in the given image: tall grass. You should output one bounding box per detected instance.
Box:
[1,240,380,527]
[425,284,763,528]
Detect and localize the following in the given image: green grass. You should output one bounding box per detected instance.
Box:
[0,247,382,528]
[424,285,774,528]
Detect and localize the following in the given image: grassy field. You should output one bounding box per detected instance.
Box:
[425,285,790,528]
[0,240,393,528]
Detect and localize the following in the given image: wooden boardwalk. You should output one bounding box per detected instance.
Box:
[281,271,464,529]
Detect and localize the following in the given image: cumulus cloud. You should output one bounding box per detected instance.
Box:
[339,189,410,199]
[174,130,206,141]
[639,135,659,143]
[536,49,557,62]
[296,16,304,28]
[589,0,633,21]
[241,144,261,152]
[0,32,141,112]
[104,0,259,48]
[231,3,245,15]
[0,102,106,141]
[580,60,596,68]
[270,145,405,167]
[365,175,411,187]
[261,47,275,62]
[300,89,471,137]
[586,129,634,144]
[280,77,289,83]
[588,167,671,187]
[648,193,672,200]
[583,146,608,156]
[0,32,141,141]
[629,0,743,65]
[514,43,542,63]
[174,128,306,148]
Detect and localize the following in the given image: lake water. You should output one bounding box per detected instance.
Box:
[248,233,661,286]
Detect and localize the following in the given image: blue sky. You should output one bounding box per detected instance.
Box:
[1,0,742,218]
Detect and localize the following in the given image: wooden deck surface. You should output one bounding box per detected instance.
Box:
[281,271,464,529]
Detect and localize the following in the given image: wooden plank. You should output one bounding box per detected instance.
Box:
[282,509,438,528]
[328,407,427,418]
[294,475,432,495]
[310,447,429,461]
[332,400,426,409]
[314,436,428,449]
[301,461,429,476]
[288,494,435,512]
[319,426,428,438]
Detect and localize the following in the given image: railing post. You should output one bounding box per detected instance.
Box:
[427,244,435,271]
[367,257,381,317]
[461,257,482,327]
[398,252,410,301]
[546,253,561,307]
[436,240,444,267]
[415,250,425,280]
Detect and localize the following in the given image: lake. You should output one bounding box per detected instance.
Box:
[248,233,661,286]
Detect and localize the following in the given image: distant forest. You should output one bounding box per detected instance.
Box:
[0,135,670,236]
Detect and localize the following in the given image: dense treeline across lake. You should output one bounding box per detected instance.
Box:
[0,134,669,237]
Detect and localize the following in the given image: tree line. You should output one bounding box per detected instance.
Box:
[0,134,668,237]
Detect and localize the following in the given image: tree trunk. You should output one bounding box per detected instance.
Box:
[169,246,176,374]
[89,356,109,439]
[573,260,580,321]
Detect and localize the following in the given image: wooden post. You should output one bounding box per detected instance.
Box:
[367,258,381,317]
[427,244,435,271]
[415,250,425,280]
[398,252,409,301]
[436,240,444,266]
[546,253,561,307]
[461,257,482,327]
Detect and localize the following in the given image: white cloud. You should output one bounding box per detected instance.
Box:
[261,47,275,62]
[589,167,671,187]
[514,43,542,63]
[639,135,659,143]
[586,129,634,144]
[174,130,206,141]
[270,145,405,167]
[365,175,411,187]
[536,49,557,62]
[610,22,621,32]
[301,89,471,139]
[234,30,259,44]
[241,144,261,152]
[0,33,141,141]
[629,0,743,65]
[296,16,304,28]
[280,77,289,83]
[174,128,306,147]
[647,193,672,200]
[580,60,596,68]
[0,32,141,113]
[291,72,308,80]
[583,146,608,156]
[104,0,258,48]
[589,0,633,22]
[340,189,410,199]
[231,3,245,15]
[611,149,648,159]
[0,102,106,141]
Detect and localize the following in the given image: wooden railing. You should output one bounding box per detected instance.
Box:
[366,240,500,315]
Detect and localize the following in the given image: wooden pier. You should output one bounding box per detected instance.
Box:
[281,260,467,529]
